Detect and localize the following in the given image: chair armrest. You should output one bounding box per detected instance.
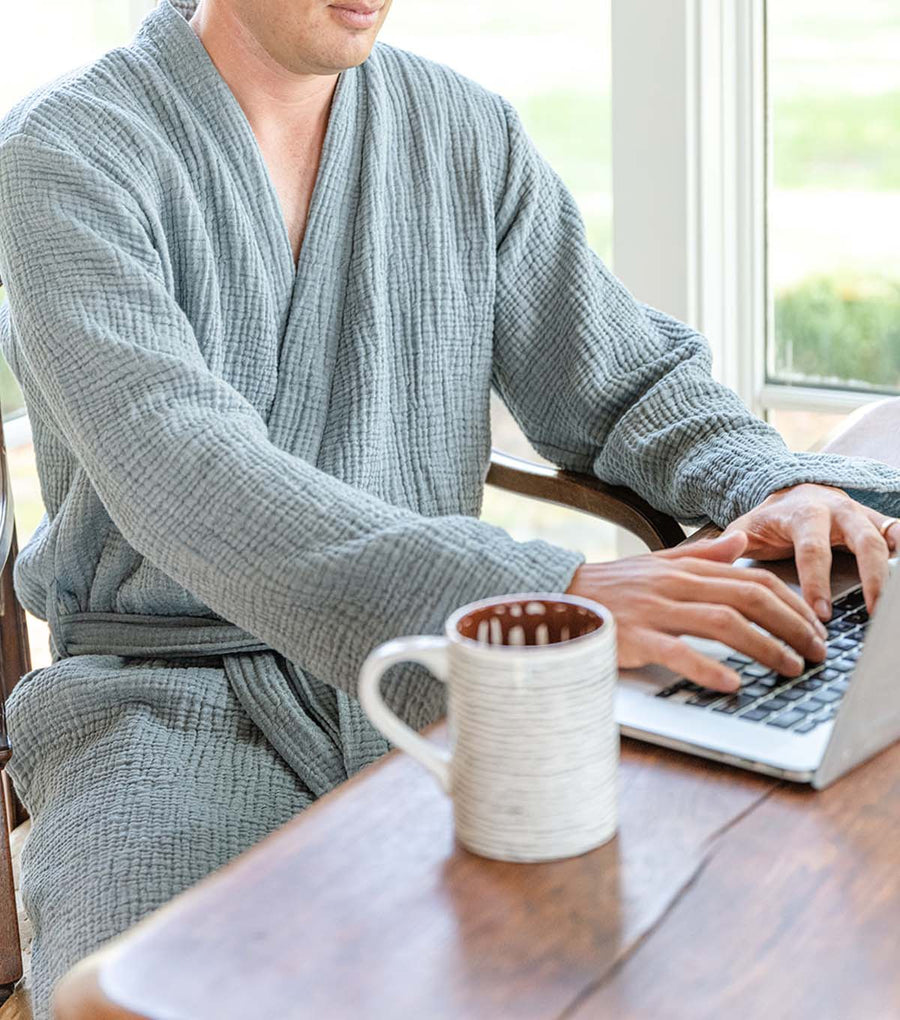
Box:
[485,449,686,552]
[819,397,900,469]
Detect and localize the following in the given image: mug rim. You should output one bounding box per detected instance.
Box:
[445,591,614,654]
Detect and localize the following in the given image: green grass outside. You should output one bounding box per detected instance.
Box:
[773,274,900,391]
[521,86,900,195]
[774,91,900,191]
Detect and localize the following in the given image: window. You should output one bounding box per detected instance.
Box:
[611,0,896,456]
[768,0,900,400]
[382,2,620,561]
[380,4,612,261]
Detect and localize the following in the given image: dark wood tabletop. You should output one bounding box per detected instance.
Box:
[54,400,900,1020]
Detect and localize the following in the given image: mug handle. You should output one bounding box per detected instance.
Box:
[359,635,452,793]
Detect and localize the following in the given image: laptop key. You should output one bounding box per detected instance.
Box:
[792,701,819,714]
[756,676,779,689]
[758,696,788,712]
[830,659,855,673]
[833,638,858,651]
[657,683,685,698]
[795,720,819,734]
[811,689,842,705]
[742,664,775,679]
[779,687,806,701]
[714,694,757,714]
[768,710,806,729]
[740,707,770,722]
[687,692,720,706]
[726,653,753,665]
[741,683,771,699]
[797,678,824,691]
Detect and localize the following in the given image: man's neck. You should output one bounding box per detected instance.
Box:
[189,2,338,141]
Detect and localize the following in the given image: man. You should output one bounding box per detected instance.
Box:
[0,0,897,1014]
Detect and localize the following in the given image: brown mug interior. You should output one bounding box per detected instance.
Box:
[455,597,603,648]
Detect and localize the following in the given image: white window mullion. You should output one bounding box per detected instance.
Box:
[760,384,886,415]
[697,0,768,412]
[611,0,767,410]
[611,0,699,331]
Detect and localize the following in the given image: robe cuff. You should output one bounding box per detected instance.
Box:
[719,452,900,527]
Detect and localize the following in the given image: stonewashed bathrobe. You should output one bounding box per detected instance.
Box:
[1,0,900,1014]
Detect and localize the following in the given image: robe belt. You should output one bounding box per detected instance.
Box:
[52,610,386,797]
[55,610,270,659]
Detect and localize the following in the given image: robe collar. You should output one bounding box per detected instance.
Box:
[132,0,364,294]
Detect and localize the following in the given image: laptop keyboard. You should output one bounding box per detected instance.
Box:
[655,586,869,735]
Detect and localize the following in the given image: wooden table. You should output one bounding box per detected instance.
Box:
[55,401,900,1020]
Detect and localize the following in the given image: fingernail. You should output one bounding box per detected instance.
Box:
[815,599,831,621]
[783,650,805,675]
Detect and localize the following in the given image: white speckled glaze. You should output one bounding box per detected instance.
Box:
[359,592,618,862]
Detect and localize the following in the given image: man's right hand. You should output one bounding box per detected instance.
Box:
[565,531,829,692]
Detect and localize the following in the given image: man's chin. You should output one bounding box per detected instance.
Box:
[285,34,378,74]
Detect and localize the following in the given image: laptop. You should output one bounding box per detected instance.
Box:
[616,551,900,789]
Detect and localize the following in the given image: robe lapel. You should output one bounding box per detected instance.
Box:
[264,66,366,456]
[137,1,365,457]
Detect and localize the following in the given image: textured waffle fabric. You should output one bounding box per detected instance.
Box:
[1,0,900,1014]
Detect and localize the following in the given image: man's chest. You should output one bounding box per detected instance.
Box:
[258,138,322,269]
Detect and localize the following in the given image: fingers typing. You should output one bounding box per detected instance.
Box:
[836,508,890,614]
[790,505,834,621]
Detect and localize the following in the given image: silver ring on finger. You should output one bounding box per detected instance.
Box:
[878,517,900,543]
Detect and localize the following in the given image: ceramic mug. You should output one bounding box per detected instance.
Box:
[358,591,619,863]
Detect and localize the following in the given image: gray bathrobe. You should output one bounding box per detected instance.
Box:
[0,0,898,1013]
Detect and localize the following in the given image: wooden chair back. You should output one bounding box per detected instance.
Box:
[0,410,30,996]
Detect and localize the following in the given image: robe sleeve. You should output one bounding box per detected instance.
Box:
[490,97,900,528]
[0,130,586,695]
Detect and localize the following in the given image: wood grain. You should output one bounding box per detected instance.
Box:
[0,796,20,991]
[486,449,687,551]
[55,735,773,1020]
[569,742,900,1020]
[0,986,32,1020]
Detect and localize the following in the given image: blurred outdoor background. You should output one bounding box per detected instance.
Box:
[0,0,898,666]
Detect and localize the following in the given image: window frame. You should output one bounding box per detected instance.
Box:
[610,0,889,422]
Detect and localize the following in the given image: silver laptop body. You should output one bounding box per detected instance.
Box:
[616,553,900,789]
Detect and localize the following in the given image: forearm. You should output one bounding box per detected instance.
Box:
[591,306,900,527]
[489,98,900,527]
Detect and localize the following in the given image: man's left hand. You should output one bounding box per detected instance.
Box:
[724,483,899,621]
